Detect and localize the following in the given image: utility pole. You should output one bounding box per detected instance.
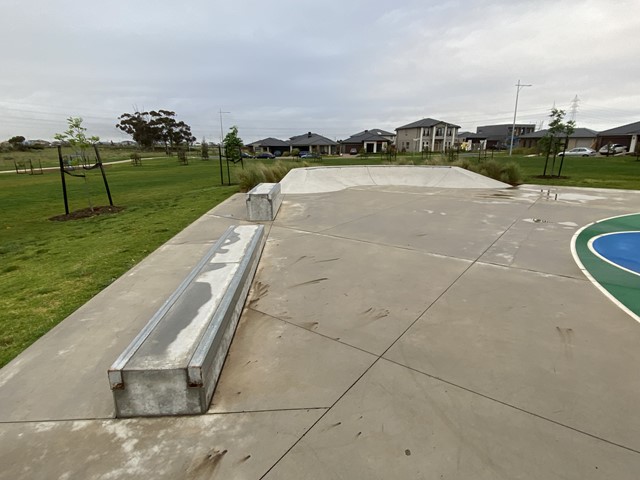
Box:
[219,109,230,147]
[219,109,230,185]
[509,80,532,155]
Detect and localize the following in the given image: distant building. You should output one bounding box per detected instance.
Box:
[457,131,487,151]
[339,129,394,154]
[289,132,337,155]
[519,128,598,150]
[395,118,460,153]
[476,124,535,150]
[596,121,640,153]
[247,137,290,155]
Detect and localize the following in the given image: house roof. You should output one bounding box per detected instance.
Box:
[598,120,640,136]
[342,130,393,144]
[396,118,461,130]
[458,131,486,140]
[247,137,290,148]
[289,132,337,146]
[519,128,599,139]
[350,128,395,137]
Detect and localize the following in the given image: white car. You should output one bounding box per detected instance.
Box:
[557,147,597,157]
[598,144,628,155]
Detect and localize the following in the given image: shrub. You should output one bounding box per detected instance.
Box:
[452,158,471,170]
[478,160,503,180]
[500,162,523,185]
[238,167,264,192]
[510,147,535,155]
[395,157,414,165]
[237,161,303,192]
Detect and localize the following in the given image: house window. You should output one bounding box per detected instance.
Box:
[436,128,443,136]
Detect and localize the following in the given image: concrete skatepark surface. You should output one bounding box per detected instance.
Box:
[2,166,640,478]
[279,165,510,193]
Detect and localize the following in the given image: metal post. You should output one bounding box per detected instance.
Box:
[218,144,224,185]
[94,144,114,206]
[509,80,532,155]
[57,145,70,215]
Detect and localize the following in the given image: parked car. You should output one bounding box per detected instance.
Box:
[241,151,255,158]
[349,148,358,155]
[557,147,597,157]
[599,144,628,155]
[256,152,275,159]
[300,152,321,159]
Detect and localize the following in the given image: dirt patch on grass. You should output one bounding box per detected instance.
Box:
[49,205,125,221]
[533,175,569,180]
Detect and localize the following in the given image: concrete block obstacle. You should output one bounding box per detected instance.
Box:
[108,224,266,417]
[246,182,283,221]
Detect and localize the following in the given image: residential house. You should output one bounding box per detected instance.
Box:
[596,121,640,153]
[519,128,598,150]
[476,124,536,150]
[395,118,460,153]
[457,131,487,151]
[340,129,394,154]
[247,137,290,155]
[289,132,337,155]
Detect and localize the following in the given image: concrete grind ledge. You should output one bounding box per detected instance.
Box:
[108,224,266,417]
[246,183,283,221]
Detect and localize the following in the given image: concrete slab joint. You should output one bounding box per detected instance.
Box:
[246,182,283,221]
[107,224,266,417]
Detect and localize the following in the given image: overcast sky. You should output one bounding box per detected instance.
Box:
[1,0,638,143]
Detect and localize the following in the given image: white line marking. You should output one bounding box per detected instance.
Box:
[587,231,640,278]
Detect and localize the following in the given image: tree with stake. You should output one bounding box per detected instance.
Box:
[55,117,113,215]
[201,137,209,160]
[223,126,243,163]
[541,108,574,176]
[54,117,100,162]
[556,117,576,178]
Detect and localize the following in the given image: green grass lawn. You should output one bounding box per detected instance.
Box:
[482,152,640,189]
[0,146,194,171]
[0,156,239,367]
[1,150,639,367]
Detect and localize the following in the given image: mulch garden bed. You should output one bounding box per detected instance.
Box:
[49,205,125,221]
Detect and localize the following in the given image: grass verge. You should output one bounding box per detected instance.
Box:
[0,157,238,367]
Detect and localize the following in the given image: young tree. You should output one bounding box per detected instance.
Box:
[201,136,209,160]
[54,117,100,160]
[223,126,243,162]
[541,108,575,176]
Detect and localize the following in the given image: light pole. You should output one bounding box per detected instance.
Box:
[509,80,532,156]
[219,109,230,149]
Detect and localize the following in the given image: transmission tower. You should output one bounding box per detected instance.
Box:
[569,95,580,122]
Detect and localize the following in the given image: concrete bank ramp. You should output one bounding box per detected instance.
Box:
[279,165,510,194]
